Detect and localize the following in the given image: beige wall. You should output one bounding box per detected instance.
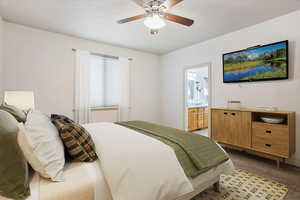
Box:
[3,22,161,123]
[161,10,300,166]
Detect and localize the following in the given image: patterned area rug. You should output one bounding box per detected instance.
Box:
[193,169,288,200]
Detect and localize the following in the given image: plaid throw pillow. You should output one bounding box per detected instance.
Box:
[51,114,98,162]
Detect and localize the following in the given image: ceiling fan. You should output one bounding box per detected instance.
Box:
[117,0,194,35]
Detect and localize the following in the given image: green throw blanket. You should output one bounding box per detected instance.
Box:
[116,121,229,178]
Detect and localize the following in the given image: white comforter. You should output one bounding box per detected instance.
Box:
[84,123,194,200]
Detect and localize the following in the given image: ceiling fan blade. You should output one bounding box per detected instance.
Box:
[132,0,148,8]
[162,0,184,9]
[164,13,194,26]
[117,14,146,24]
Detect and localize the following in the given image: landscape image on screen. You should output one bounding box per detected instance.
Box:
[223,41,288,82]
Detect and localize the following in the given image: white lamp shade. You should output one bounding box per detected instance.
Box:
[144,15,166,29]
[4,91,35,110]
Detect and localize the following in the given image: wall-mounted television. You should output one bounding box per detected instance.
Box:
[223,40,289,83]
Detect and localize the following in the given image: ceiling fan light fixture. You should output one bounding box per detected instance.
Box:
[144,14,166,30]
[117,0,194,34]
[150,29,159,35]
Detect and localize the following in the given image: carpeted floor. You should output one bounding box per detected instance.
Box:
[225,149,300,200]
[192,148,300,200]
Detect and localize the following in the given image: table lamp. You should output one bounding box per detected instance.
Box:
[4,91,35,110]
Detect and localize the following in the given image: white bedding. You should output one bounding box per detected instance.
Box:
[0,122,234,200]
[0,160,234,200]
[85,122,194,200]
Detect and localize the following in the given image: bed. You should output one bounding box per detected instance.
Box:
[0,121,234,200]
[0,159,233,200]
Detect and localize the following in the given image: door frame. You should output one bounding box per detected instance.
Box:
[183,63,212,137]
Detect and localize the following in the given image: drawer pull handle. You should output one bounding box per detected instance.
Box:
[266,130,272,134]
[231,113,236,116]
[265,144,272,147]
[224,112,228,115]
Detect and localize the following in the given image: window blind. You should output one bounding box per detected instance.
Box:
[89,55,120,108]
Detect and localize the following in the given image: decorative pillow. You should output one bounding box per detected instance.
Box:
[17,124,48,178]
[51,114,74,122]
[23,110,65,182]
[0,103,27,123]
[0,110,30,200]
[51,114,98,162]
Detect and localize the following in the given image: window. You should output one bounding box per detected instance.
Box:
[89,55,120,108]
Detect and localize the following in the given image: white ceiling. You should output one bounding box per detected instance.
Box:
[1,0,300,55]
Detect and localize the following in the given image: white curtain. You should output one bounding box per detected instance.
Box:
[74,50,91,124]
[118,58,131,122]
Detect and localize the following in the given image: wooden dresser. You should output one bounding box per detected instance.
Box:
[188,107,208,131]
[211,108,295,167]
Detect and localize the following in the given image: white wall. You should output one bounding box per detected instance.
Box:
[161,10,300,166]
[3,22,161,123]
[0,16,3,100]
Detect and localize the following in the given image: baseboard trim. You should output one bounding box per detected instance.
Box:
[286,157,300,167]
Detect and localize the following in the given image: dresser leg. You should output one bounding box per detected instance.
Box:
[276,159,280,169]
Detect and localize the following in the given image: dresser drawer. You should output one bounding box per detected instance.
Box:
[252,123,288,141]
[252,122,289,157]
[252,135,289,157]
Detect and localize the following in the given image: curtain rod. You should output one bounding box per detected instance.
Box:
[72,48,133,61]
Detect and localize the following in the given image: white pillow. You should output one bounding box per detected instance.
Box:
[18,110,65,181]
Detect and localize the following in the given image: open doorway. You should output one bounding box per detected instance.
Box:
[184,64,211,137]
